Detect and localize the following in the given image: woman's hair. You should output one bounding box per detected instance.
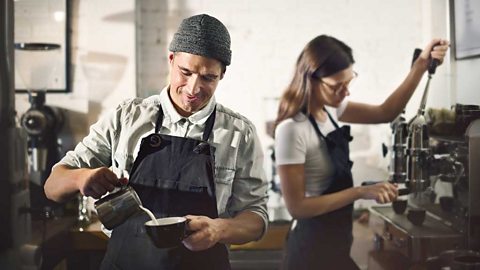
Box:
[274,35,354,132]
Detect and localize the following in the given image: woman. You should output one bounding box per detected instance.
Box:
[274,35,449,269]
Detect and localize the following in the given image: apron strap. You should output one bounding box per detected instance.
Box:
[155,105,217,141]
[325,109,340,129]
[308,114,325,139]
[307,108,340,139]
[202,106,216,141]
[155,106,164,134]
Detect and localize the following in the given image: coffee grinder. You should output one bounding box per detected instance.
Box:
[15,43,65,219]
[21,91,64,218]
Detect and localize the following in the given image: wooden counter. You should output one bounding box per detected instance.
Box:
[25,216,77,269]
[28,216,290,269]
[31,216,374,269]
[70,219,108,251]
[231,221,290,250]
[69,219,291,251]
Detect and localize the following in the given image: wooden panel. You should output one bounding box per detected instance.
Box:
[230,222,290,250]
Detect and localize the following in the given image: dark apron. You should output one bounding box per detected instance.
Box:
[283,111,359,270]
[100,106,231,270]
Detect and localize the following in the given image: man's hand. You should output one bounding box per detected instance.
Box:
[76,167,127,199]
[182,215,226,251]
[45,165,127,202]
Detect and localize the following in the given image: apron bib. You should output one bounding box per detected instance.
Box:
[283,111,359,270]
[101,106,230,270]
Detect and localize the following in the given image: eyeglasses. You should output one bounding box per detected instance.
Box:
[319,71,358,96]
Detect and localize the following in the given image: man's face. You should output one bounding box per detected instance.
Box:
[168,52,224,117]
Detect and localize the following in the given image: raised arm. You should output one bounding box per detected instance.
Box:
[340,38,449,124]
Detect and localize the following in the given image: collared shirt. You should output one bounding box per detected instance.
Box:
[59,86,269,234]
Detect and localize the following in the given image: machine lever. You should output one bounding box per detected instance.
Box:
[412,48,422,67]
[428,42,443,75]
[381,143,388,157]
[428,58,439,75]
[398,188,410,196]
[413,44,440,75]
[361,181,409,196]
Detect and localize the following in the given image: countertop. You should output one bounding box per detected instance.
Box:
[25,215,291,269]
[69,218,291,251]
[28,215,374,269]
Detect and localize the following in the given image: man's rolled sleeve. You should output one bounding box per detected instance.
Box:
[57,103,122,169]
[227,124,269,239]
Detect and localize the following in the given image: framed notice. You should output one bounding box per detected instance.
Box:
[451,0,480,60]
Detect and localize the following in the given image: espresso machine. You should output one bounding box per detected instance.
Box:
[387,113,408,183]
[370,114,480,267]
[368,51,480,268]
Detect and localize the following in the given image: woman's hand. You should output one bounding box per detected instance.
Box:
[417,38,450,69]
[359,181,398,204]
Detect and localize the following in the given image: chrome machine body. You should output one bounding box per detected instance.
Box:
[371,110,480,268]
[369,49,480,268]
[388,114,408,183]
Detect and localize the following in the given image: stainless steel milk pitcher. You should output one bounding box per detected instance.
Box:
[94,186,142,230]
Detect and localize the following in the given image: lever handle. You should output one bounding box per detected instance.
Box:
[361,180,383,186]
[381,143,388,157]
[413,44,440,75]
[428,58,439,75]
[398,188,410,196]
[428,42,442,75]
[412,48,422,68]
[360,181,410,196]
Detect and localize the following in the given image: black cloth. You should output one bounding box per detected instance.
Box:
[100,106,230,270]
[282,111,359,270]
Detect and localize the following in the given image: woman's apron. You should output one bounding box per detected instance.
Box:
[283,111,359,270]
[100,106,231,270]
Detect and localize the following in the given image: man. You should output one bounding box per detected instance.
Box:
[44,14,268,270]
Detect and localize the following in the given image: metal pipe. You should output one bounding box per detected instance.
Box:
[0,0,14,117]
[418,74,433,116]
[0,0,16,251]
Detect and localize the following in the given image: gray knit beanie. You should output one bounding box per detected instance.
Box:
[169,14,232,66]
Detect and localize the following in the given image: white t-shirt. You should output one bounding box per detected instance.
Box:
[274,100,348,197]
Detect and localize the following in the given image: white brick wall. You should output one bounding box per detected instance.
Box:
[135,0,480,209]
[137,0,432,132]
[15,1,479,205]
[136,0,430,200]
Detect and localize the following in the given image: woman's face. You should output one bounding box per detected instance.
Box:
[312,65,356,108]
